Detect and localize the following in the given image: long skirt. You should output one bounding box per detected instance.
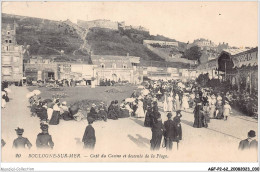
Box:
[167,101,173,112]
[63,111,73,121]
[209,105,216,118]
[193,115,203,128]
[182,100,189,110]
[84,141,95,149]
[163,98,168,112]
[144,112,152,127]
[49,111,60,125]
[150,131,163,151]
[176,100,180,111]
[135,107,145,118]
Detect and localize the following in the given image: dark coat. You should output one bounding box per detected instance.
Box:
[144,107,153,127]
[163,119,175,140]
[13,137,32,149]
[193,105,204,128]
[82,125,96,149]
[150,121,165,151]
[238,139,258,150]
[36,132,54,149]
[49,111,60,125]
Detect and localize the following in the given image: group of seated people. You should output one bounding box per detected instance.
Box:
[87,100,131,122]
[29,96,84,125]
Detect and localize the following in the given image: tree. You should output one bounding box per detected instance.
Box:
[183,46,202,63]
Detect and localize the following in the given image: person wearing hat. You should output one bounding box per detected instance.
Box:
[36,124,54,149]
[82,117,96,149]
[144,104,153,127]
[215,100,224,120]
[163,113,175,150]
[238,130,258,150]
[150,117,165,151]
[49,102,60,125]
[1,139,6,148]
[97,103,108,122]
[87,103,98,121]
[12,127,32,149]
[193,102,204,128]
[209,94,216,119]
[173,110,182,141]
[60,101,73,121]
[223,100,232,121]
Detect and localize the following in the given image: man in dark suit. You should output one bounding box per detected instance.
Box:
[82,117,96,149]
[13,127,32,149]
[238,130,258,151]
[163,113,175,150]
[36,124,54,149]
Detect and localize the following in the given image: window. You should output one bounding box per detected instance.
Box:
[123,64,127,68]
[9,40,12,43]
[5,40,8,43]
[100,63,105,68]
[7,31,10,35]
[6,46,8,51]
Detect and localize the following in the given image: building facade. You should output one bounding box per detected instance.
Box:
[1,23,24,83]
[24,57,58,82]
[91,55,141,85]
[77,19,119,30]
[143,40,178,47]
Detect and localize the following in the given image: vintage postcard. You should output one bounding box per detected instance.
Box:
[0,1,258,167]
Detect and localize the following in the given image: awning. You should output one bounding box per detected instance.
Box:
[232,49,258,68]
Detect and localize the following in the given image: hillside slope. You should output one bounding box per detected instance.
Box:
[2,13,86,57]
[2,13,192,68]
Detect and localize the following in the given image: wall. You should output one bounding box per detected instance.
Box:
[77,19,118,30]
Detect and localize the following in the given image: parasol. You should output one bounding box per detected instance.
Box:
[32,90,41,95]
[26,92,34,98]
[125,98,135,103]
[141,89,149,95]
[137,85,145,89]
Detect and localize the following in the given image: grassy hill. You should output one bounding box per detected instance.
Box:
[2,13,85,56]
[2,13,192,68]
[87,27,191,68]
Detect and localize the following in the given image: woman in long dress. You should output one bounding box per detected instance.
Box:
[167,94,173,112]
[135,99,145,118]
[193,103,204,128]
[209,94,216,118]
[163,94,168,112]
[182,94,189,111]
[144,105,153,127]
[49,103,60,125]
[175,94,180,111]
[150,118,165,151]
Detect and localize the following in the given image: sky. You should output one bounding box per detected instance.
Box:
[1,1,258,47]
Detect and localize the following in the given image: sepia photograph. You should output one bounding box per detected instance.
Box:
[0,1,259,170]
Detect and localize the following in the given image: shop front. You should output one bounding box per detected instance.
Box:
[231,47,258,94]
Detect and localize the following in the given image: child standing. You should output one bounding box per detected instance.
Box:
[223,101,232,121]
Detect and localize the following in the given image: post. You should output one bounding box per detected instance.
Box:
[249,71,252,94]
[237,69,240,92]
[224,61,227,81]
[218,68,219,80]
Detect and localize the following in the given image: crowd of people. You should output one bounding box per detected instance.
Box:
[1,78,258,152]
